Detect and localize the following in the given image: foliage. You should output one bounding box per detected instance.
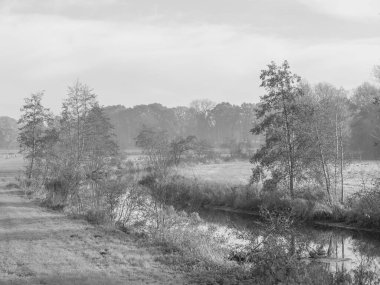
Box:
[17,81,120,221]
[170,135,197,165]
[0,116,18,149]
[346,183,380,228]
[17,91,55,181]
[104,100,262,150]
[350,82,380,159]
[299,83,352,203]
[135,126,172,177]
[251,62,353,203]
[251,60,304,198]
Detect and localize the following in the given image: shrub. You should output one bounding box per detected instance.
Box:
[310,202,333,220]
[83,208,108,224]
[346,186,380,228]
[260,191,291,213]
[295,184,326,202]
[44,179,70,208]
[140,174,263,212]
[290,198,310,219]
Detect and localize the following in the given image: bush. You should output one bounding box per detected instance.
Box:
[295,184,326,202]
[310,202,333,220]
[290,198,310,219]
[140,174,263,211]
[83,208,108,224]
[345,186,380,228]
[44,179,70,208]
[260,191,291,213]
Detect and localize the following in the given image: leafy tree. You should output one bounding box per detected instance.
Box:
[170,135,197,165]
[190,99,216,140]
[0,117,18,149]
[374,65,380,82]
[41,82,118,209]
[239,103,258,142]
[18,92,53,179]
[104,101,261,149]
[211,102,240,144]
[350,82,380,159]
[251,61,304,198]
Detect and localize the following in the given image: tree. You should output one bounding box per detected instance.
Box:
[60,80,97,164]
[170,135,197,165]
[251,61,303,198]
[0,117,18,149]
[18,92,52,180]
[135,127,171,177]
[302,83,350,202]
[82,104,119,208]
[350,83,380,159]
[190,99,216,140]
[374,65,380,82]
[211,102,240,144]
[42,82,119,209]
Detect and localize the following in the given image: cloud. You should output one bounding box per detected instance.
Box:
[297,0,380,19]
[0,0,379,118]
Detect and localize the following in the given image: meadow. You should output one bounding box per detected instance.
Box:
[3,147,379,199]
[178,160,380,197]
[0,150,23,178]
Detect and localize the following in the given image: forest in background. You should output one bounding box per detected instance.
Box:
[0,116,17,149]
[103,101,261,150]
[2,80,380,160]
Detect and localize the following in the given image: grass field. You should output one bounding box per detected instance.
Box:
[2,148,380,198]
[0,150,23,178]
[176,161,252,185]
[178,160,380,197]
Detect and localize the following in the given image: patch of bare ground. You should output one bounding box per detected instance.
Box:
[0,183,185,285]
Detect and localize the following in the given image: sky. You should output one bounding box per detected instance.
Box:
[0,0,379,118]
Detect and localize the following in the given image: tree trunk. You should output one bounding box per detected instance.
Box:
[315,127,332,203]
[29,156,34,180]
[334,113,339,201]
[339,124,344,203]
[29,118,37,180]
[282,99,294,198]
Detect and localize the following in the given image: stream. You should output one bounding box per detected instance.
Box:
[199,209,380,280]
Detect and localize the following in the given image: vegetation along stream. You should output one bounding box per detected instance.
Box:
[199,208,380,282]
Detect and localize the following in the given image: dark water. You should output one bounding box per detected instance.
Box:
[199,209,380,279]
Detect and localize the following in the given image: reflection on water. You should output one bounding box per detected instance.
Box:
[199,209,380,281]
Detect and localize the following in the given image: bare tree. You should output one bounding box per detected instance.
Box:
[135,127,172,177]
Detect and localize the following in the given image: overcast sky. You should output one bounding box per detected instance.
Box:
[1,0,380,118]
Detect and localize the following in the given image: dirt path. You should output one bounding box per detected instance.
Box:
[0,185,184,285]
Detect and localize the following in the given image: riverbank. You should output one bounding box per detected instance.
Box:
[142,174,380,234]
[0,180,186,284]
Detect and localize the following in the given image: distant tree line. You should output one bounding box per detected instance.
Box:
[104,101,263,151]
[104,88,380,162]
[0,116,18,149]
[4,79,380,161]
